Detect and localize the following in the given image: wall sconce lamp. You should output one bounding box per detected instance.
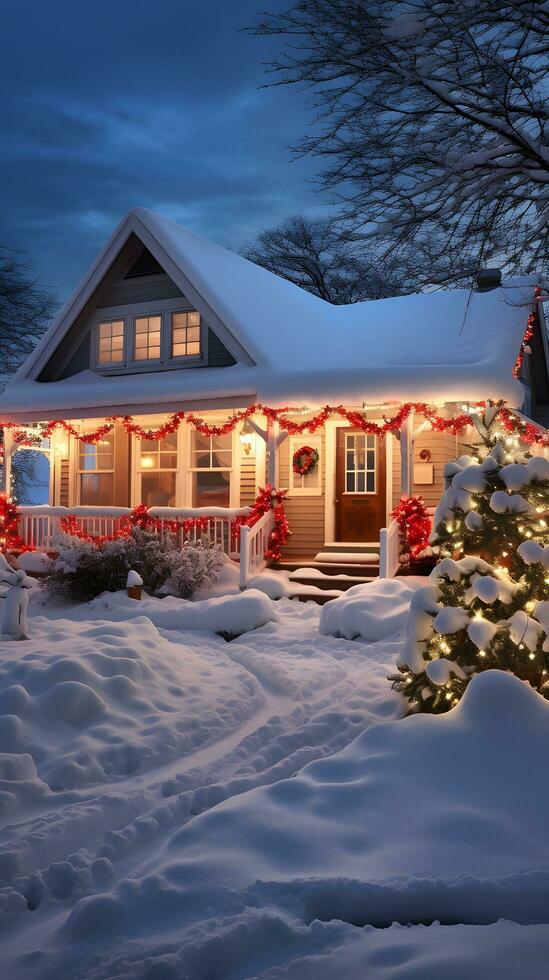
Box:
[239,421,255,456]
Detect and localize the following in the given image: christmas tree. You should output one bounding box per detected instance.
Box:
[392,406,549,713]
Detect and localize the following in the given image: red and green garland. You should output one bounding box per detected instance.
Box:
[292,444,319,477]
[5,399,547,450]
[390,495,432,564]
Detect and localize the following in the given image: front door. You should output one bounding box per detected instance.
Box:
[336,429,386,542]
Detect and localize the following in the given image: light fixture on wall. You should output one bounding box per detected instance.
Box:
[239,421,255,456]
[141,455,154,469]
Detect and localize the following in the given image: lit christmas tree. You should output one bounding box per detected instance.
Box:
[392,406,549,713]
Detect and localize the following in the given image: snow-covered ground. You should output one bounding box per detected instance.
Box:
[1,582,549,978]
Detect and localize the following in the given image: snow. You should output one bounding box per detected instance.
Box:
[3,584,549,977]
[0,209,535,423]
[319,578,416,641]
[489,490,531,514]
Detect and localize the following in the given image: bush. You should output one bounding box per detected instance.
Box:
[43,528,226,603]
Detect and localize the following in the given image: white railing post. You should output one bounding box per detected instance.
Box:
[239,525,250,589]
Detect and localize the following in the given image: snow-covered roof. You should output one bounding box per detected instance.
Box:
[0,208,538,421]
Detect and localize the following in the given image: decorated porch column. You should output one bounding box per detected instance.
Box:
[400,411,414,497]
[267,418,280,487]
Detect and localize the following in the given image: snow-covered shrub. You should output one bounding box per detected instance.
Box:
[43,528,225,603]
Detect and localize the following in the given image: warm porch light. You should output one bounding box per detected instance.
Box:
[239,421,254,456]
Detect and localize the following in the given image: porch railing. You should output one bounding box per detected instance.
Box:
[16,505,250,560]
[379,519,400,578]
[239,509,275,589]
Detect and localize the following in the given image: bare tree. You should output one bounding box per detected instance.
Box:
[0,247,55,380]
[0,247,55,502]
[244,212,477,300]
[254,1,549,281]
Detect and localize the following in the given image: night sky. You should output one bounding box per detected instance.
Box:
[1,0,324,303]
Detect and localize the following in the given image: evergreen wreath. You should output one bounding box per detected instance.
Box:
[292,445,319,477]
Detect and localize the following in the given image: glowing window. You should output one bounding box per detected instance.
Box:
[171,311,201,359]
[134,315,162,361]
[97,321,124,364]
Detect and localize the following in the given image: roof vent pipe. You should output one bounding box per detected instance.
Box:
[475,268,502,292]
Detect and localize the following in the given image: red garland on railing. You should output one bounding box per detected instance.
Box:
[58,486,292,562]
[4,399,548,449]
[390,495,432,563]
[0,493,25,552]
[233,485,291,562]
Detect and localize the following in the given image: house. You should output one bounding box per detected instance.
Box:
[0,208,547,591]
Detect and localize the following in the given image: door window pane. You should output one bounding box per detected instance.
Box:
[139,434,177,504]
[345,433,376,493]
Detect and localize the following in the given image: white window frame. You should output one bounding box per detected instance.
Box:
[131,422,183,507]
[90,298,207,374]
[288,435,323,497]
[95,318,126,367]
[186,426,239,509]
[75,427,116,506]
[132,312,163,365]
[343,432,377,495]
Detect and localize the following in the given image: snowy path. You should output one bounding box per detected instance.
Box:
[3,592,549,979]
[0,597,402,977]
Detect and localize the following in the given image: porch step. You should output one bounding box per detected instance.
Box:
[314,550,379,564]
[288,568,376,591]
[322,541,380,554]
[290,590,345,606]
[274,560,380,577]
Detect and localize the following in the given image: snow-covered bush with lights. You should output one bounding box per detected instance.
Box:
[43,527,225,603]
[391,405,549,712]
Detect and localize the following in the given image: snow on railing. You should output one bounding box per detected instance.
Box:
[379,519,400,578]
[16,505,250,559]
[239,509,275,590]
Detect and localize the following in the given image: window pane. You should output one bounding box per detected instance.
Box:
[193,470,230,507]
[212,451,232,468]
[97,321,125,365]
[171,311,201,358]
[367,472,375,492]
[357,472,365,492]
[159,453,178,469]
[142,471,176,507]
[212,434,232,452]
[346,473,355,492]
[134,316,162,361]
[80,473,114,506]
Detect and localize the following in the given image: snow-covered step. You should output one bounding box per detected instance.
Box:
[273,560,379,578]
[314,551,380,564]
[289,589,344,605]
[289,568,376,591]
[323,541,380,552]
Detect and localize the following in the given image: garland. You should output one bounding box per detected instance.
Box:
[4,399,548,449]
[58,485,291,562]
[292,444,319,476]
[390,495,432,563]
[513,285,541,378]
[0,494,25,552]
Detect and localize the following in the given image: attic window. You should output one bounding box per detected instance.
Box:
[134,315,161,361]
[98,320,124,364]
[171,311,201,358]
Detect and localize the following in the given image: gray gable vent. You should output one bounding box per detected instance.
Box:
[124,247,165,279]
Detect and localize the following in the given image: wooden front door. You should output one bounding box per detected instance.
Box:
[336,429,386,542]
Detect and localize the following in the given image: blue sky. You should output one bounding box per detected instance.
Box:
[0,0,326,303]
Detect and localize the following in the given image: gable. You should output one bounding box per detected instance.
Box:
[38,234,237,381]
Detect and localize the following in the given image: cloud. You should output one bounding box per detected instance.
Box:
[0,0,328,299]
